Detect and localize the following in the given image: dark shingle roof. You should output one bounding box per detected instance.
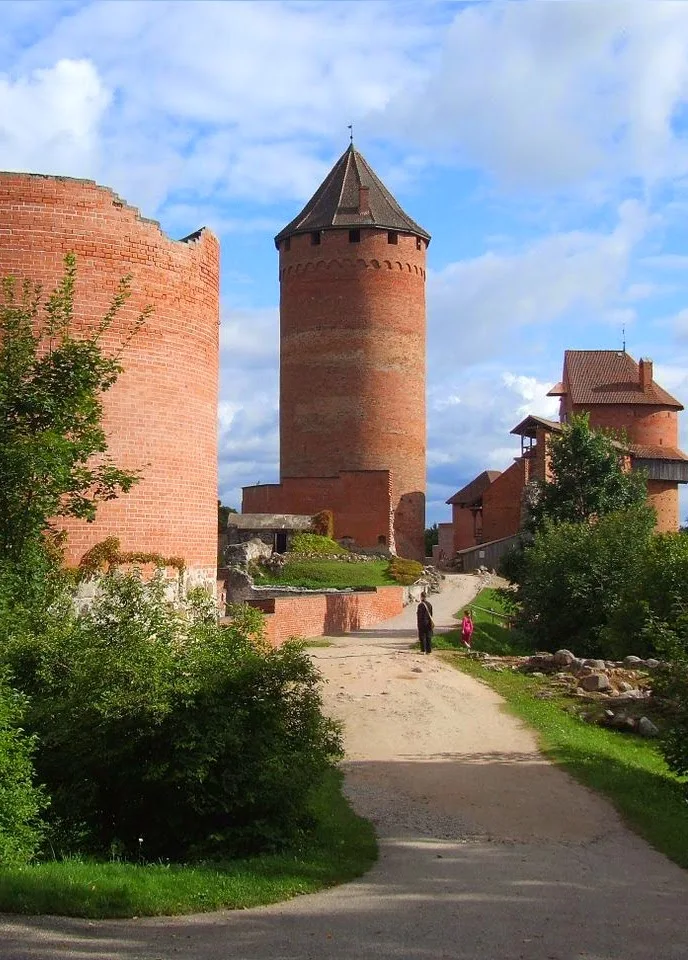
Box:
[561,350,683,409]
[275,144,430,246]
[510,415,562,438]
[446,470,501,506]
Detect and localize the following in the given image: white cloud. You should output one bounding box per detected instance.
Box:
[0,58,109,176]
[428,200,648,373]
[378,1,688,187]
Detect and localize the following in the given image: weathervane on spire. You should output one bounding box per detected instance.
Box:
[348,124,353,145]
[622,325,626,352]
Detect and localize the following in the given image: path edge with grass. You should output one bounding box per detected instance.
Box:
[446,654,688,870]
[0,770,377,919]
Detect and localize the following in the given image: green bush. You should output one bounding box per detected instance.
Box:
[3,572,342,861]
[514,505,655,657]
[387,557,424,586]
[645,614,688,795]
[606,533,688,658]
[290,533,348,555]
[0,671,46,865]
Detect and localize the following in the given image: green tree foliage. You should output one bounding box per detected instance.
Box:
[0,671,46,865]
[514,505,655,657]
[649,616,688,793]
[217,500,237,532]
[424,523,439,556]
[530,413,647,529]
[606,532,688,658]
[0,254,146,564]
[1,573,342,861]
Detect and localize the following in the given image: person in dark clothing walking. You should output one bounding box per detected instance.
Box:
[417,591,434,654]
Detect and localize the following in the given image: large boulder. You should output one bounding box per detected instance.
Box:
[579,673,611,693]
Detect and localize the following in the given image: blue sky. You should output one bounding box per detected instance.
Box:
[3,0,688,524]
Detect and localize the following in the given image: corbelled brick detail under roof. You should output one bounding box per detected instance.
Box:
[275,143,430,245]
[550,350,683,409]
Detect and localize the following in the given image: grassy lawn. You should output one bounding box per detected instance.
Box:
[253,558,397,590]
[447,655,688,869]
[432,587,535,655]
[0,770,376,919]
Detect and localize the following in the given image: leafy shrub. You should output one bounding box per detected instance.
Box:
[513,505,655,657]
[646,614,688,794]
[311,510,334,538]
[0,671,46,865]
[290,533,348,555]
[388,557,423,586]
[4,572,342,861]
[606,532,688,658]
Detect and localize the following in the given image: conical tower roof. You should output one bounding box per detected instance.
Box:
[275,144,430,247]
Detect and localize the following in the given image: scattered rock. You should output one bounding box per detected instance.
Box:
[579,673,611,693]
[646,658,660,670]
[638,716,659,738]
[617,681,634,694]
[623,656,644,669]
[583,659,607,670]
[411,667,423,674]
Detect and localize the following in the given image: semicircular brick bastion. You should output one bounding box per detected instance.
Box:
[0,172,220,584]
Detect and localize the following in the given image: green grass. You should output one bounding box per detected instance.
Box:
[0,770,377,919]
[432,587,535,655]
[253,558,397,590]
[448,655,688,869]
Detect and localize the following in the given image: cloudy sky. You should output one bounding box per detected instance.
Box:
[4,0,688,524]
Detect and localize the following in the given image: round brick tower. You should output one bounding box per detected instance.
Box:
[0,173,220,587]
[275,145,430,559]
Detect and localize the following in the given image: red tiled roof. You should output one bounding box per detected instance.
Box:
[546,381,566,397]
[628,444,688,462]
[446,470,501,506]
[562,350,683,409]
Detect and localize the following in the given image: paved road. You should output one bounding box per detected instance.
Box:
[2,575,687,959]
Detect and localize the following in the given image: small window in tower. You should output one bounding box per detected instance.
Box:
[349,229,361,243]
[388,231,398,245]
[283,237,291,251]
[310,231,321,246]
[415,237,422,250]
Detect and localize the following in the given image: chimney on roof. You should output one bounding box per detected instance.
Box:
[358,184,370,216]
[639,358,653,392]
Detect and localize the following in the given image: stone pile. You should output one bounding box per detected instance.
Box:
[418,565,444,594]
[472,648,662,738]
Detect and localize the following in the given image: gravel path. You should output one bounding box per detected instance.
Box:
[2,574,688,959]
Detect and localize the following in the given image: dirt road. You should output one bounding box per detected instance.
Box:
[2,574,687,959]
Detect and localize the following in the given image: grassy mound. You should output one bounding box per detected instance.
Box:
[290,533,349,555]
[253,559,396,590]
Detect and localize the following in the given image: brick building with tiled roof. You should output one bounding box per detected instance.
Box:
[446,350,688,559]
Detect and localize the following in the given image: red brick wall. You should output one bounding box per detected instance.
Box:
[0,173,219,573]
[277,229,427,560]
[451,504,478,551]
[570,402,678,448]
[437,522,454,561]
[482,459,528,543]
[647,480,680,532]
[242,470,393,549]
[249,586,405,646]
